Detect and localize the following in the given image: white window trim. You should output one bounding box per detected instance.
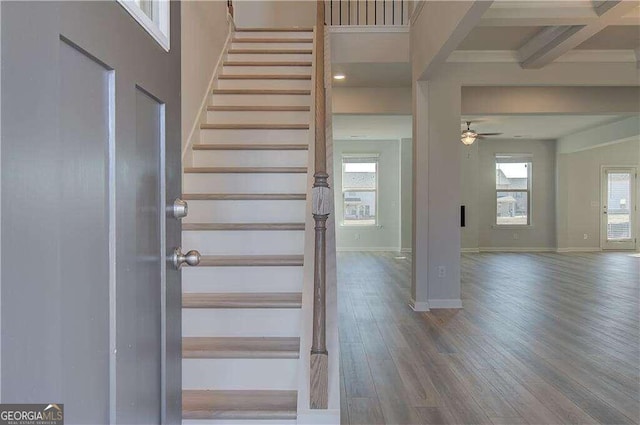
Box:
[495,154,533,227]
[341,154,380,227]
[117,0,170,51]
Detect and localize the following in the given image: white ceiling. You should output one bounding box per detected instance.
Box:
[461,114,631,139]
[333,115,412,140]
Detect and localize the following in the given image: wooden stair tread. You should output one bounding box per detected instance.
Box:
[183,292,303,308]
[212,88,311,95]
[236,27,313,32]
[233,38,312,43]
[223,61,311,66]
[183,223,305,231]
[184,166,307,174]
[183,390,297,420]
[193,143,308,151]
[219,74,311,80]
[207,105,310,111]
[200,123,309,130]
[228,49,312,54]
[182,193,306,200]
[196,255,304,267]
[183,337,300,359]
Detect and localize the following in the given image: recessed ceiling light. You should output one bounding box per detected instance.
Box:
[333,74,346,80]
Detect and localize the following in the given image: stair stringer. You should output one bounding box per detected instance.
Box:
[182,15,235,169]
[295,25,340,425]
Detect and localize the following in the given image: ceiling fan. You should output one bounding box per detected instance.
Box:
[461,121,502,145]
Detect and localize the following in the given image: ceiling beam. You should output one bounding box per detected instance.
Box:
[411,0,494,80]
[478,1,639,26]
[479,2,597,26]
[518,1,639,69]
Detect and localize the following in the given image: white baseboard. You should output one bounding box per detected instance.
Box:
[400,248,412,253]
[477,247,555,253]
[297,409,341,425]
[556,247,602,253]
[336,247,401,252]
[461,248,480,253]
[181,21,234,168]
[409,299,429,312]
[428,298,463,309]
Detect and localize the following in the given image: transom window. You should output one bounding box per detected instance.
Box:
[342,155,379,226]
[118,0,170,51]
[496,154,532,226]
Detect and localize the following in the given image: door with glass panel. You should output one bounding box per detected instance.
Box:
[601,167,637,250]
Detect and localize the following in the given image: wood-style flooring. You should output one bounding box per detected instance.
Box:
[338,251,640,425]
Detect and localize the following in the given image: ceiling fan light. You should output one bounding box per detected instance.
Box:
[461,130,478,145]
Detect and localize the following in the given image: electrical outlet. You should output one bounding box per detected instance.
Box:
[437,266,446,278]
[513,233,519,240]
[583,234,588,240]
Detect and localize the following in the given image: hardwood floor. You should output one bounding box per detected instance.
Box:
[337,251,640,425]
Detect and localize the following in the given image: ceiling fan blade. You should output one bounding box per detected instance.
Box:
[478,132,502,136]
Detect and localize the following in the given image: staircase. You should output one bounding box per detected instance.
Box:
[181,27,314,424]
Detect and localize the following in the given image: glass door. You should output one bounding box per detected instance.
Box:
[601,167,637,250]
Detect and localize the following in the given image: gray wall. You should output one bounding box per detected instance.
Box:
[557,139,640,250]
[234,1,316,28]
[401,138,413,251]
[461,139,557,250]
[334,139,401,251]
[181,1,229,158]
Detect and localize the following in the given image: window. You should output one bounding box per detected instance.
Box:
[342,155,378,226]
[118,0,170,51]
[495,155,532,226]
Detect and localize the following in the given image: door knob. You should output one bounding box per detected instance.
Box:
[171,198,188,219]
[171,247,201,269]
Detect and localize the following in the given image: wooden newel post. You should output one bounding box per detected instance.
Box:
[310,0,330,410]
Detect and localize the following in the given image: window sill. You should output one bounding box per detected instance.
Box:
[340,223,381,228]
[492,224,534,229]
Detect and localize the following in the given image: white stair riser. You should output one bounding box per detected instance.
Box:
[206,111,309,125]
[182,266,303,293]
[222,65,311,76]
[183,309,301,337]
[193,150,308,167]
[183,420,297,425]
[227,53,312,62]
[200,129,309,144]
[183,358,298,390]
[234,32,313,39]
[183,173,307,194]
[183,230,305,255]
[184,200,307,223]
[216,79,310,90]
[231,42,312,50]
[211,94,310,107]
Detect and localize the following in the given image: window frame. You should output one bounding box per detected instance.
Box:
[494,154,533,227]
[341,154,380,227]
[117,0,170,51]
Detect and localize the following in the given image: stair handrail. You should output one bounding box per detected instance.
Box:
[227,0,234,18]
[310,0,330,410]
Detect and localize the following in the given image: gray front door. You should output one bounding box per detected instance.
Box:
[1,1,182,423]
